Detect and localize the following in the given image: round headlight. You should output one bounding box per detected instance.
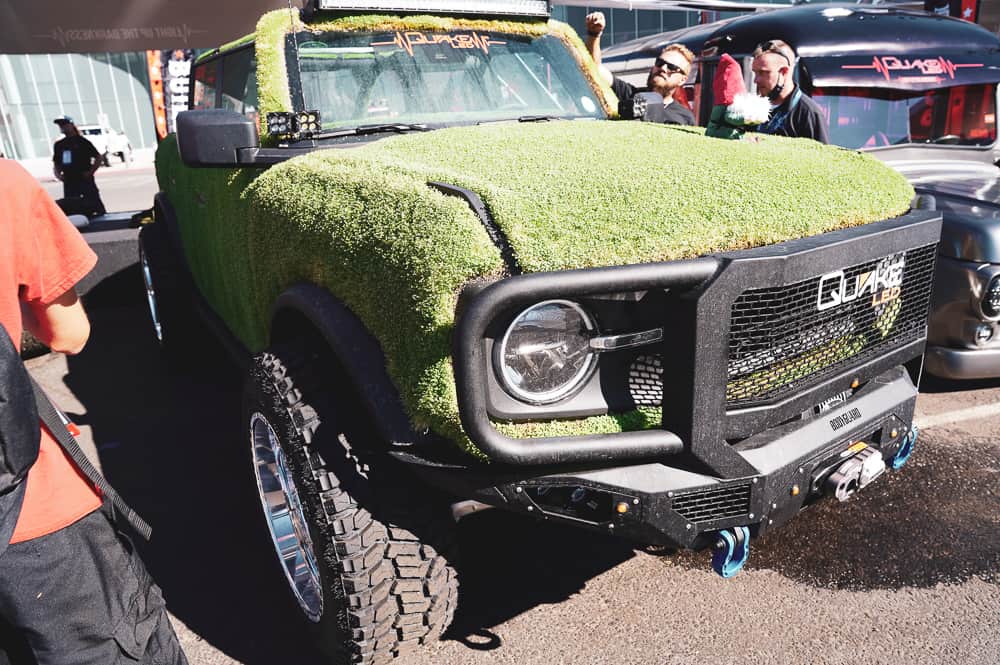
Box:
[983,275,1000,319]
[495,300,597,405]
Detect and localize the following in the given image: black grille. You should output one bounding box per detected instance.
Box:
[672,483,752,523]
[726,243,937,407]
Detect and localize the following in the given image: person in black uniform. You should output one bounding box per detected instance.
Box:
[584,12,695,126]
[750,40,829,144]
[51,116,106,217]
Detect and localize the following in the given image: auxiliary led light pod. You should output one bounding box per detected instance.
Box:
[266,110,322,138]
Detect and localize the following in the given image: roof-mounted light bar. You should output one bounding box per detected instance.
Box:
[311,0,551,18]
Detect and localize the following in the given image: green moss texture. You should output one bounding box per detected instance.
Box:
[158,118,913,457]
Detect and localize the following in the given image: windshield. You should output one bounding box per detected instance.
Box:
[811,84,997,149]
[289,30,605,129]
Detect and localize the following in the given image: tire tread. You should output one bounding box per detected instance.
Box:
[254,347,459,664]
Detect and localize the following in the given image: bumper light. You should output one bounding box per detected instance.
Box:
[983,275,1000,318]
[975,323,994,345]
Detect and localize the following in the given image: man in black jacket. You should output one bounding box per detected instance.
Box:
[751,40,829,144]
[51,116,106,217]
[584,12,696,126]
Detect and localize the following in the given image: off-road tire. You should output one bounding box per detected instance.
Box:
[244,345,459,664]
[138,220,198,355]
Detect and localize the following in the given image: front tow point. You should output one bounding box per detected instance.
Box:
[711,526,750,578]
[889,424,918,470]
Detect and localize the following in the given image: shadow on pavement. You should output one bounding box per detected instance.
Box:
[445,511,635,650]
[919,373,1000,394]
[661,431,1000,591]
[54,278,637,663]
[60,275,327,665]
[60,272,996,663]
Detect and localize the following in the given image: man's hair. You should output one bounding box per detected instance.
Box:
[660,43,695,69]
[753,39,795,67]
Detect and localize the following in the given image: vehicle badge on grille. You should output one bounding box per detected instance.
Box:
[816,253,905,313]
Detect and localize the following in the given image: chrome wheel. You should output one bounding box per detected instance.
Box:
[139,243,163,343]
[250,412,323,622]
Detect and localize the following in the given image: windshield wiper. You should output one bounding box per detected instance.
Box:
[518,115,563,123]
[312,123,430,139]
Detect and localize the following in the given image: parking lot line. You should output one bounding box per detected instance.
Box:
[915,402,1000,430]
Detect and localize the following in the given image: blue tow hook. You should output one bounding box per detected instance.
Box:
[710,526,750,579]
[890,424,918,470]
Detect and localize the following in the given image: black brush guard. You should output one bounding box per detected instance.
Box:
[434,210,940,547]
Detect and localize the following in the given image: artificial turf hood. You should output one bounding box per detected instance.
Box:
[278,121,915,273]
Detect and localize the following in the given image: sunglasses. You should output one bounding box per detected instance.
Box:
[757,41,792,66]
[654,57,689,77]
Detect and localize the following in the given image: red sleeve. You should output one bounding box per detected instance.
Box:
[17,183,97,304]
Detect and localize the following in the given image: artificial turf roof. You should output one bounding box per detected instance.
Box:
[250,11,618,142]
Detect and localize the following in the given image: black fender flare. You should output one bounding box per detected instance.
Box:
[152,192,189,266]
[270,283,428,450]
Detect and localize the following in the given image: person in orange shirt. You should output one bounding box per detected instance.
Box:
[0,159,187,665]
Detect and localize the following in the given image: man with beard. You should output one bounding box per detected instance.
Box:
[750,39,829,143]
[584,11,696,126]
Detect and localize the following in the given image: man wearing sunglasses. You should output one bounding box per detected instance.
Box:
[585,12,695,126]
[751,39,829,143]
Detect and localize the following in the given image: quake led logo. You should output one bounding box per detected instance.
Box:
[842,56,983,82]
[371,32,506,57]
[817,254,906,312]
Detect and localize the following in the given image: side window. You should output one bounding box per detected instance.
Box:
[192,60,219,110]
[220,46,259,125]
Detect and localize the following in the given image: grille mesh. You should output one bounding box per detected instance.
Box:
[726,243,937,407]
[628,354,663,406]
[672,483,752,523]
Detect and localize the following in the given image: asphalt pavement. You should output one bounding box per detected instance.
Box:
[22,167,1000,665]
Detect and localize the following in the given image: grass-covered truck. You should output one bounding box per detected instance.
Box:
[140,1,941,662]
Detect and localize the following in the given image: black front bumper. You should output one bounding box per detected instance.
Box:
[413,366,916,548]
[429,211,942,548]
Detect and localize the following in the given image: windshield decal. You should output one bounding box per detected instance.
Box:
[371,31,506,57]
[842,56,983,84]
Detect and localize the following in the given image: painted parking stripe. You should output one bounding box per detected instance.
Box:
[915,401,1000,429]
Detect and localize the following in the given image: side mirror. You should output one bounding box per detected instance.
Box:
[176,109,258,167]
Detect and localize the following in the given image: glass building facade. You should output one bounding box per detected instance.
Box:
[552,5,704,47]
[0,52,155,161]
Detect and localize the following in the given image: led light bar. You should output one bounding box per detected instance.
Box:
[312,0,551,17]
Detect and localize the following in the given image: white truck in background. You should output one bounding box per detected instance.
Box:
[78,124,132,165]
